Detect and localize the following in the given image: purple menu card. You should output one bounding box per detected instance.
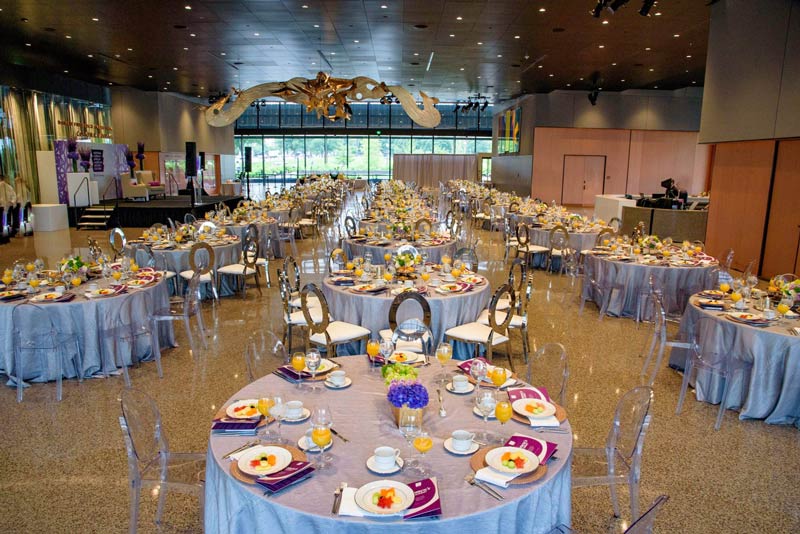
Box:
[504,434,558,463]
[403,477,442,519]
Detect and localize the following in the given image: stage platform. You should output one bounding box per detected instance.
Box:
[98,195,244,228]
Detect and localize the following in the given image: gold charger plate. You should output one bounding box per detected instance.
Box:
[229,444,307,485]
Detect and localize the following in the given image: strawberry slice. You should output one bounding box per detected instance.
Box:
[513,457,526,469]
[377,495,393,509]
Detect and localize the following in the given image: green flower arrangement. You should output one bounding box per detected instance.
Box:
[60,255,87,273]
[381,362,418,386]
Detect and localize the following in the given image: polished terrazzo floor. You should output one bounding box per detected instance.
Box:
[0,221,798,534]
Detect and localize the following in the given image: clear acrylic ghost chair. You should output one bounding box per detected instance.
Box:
[675,316,752,431]
[640,293,698,387]
[379,291,433,353]
[391,318,434,358]
[572,386,654,520]
[104,291,163,387]
[453,246,479,272]
[546,494,669,534]
[525,343,568,406]
[152,272,207,353]
[12,302,82,402]
[580,259,625,320]
[244,330,287,381]
[119,388,204,534]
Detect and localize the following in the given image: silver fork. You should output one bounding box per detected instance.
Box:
[464,474,504,500]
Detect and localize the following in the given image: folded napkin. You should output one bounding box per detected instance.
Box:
[278,365,312,380]
[255,461,314,494]
[338,487,374,517]
[368,354,386,365]
[211,417,263,435]
[524,414,561,427]
[791,327,800,336]
[331,279,355,286]
[475,466,518,488]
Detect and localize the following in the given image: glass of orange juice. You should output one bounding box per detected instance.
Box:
[495,401,513,426]
[420,272,430,283]
[354,267,363,278]
[71,277,82,287]
[490,367,507,387]
[345,261,354,271]
[1,274,12,286]
[412,431,433,476]
[257,397,275,441]
[777,297,792,323]
[29,279,40,290]
[441,255,451,265]
[291,352,306,388]
[130,262,139,273]
[383,272,393,283]
[720,282,731,294]
[383,252,392,264]
[25,263,35,273]
[112,271,122,282]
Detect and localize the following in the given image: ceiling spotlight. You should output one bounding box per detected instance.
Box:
[639,0,656,16]
[607,0,630,13]
[185,5,192,10]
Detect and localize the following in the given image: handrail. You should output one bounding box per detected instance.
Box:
[72,176,89,225]
[166,172,179,196]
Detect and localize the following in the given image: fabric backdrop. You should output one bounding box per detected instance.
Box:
[392,154,478,188]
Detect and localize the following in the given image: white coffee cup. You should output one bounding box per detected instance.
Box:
[763,309,777,320]
[329,370,346,386]
[284,400,303,419]
[452,375,470,392]
[735,299,746,310]
[54,285,65,295]
[451,430,475,452]
[87,283,99,292]
[373,446,400,469]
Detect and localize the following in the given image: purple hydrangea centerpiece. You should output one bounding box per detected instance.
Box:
[78,147,91,171]
[387,380,429,409]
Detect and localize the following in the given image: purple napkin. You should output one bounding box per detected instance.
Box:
[255,461,314,493]
[332,279,355,286]
[506,386,551,403]
[278,365,312,380]
[55,293,77,302]
[368,354,386,365]
[457,357,490,374]
[504,434,558,464]
[403,477,442,519]
[211,417,261,432]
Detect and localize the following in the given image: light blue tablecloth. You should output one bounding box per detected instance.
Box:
[205,358,573,534]
[344,239,457,265]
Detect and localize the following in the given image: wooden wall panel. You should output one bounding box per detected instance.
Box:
[704,140,775,272]
[761,139,800,278]
[627,130,706,196]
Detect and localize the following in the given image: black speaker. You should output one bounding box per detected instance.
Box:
[186,142,197,177]
[244,147,252,173]
[199,151,206,170]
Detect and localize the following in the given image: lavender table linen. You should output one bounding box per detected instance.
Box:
[0,278,175,382]
[344,239,457,265]
[205,358,572,534]
[525,229,599,270]
[581,254,715,318]
[669,298,800,427]
[321,277,491,359]
[224,221,283,259]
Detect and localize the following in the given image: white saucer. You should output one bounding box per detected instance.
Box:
[366,455,404,475]
[324,377,353,389]
[445,382,475,395]
[297,434,333,452]
[281,407,311,423]
[472,406,496,419]
[428,279,441,287]
[443,437,480,456]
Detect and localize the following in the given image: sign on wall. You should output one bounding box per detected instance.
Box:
[91,149,104,172]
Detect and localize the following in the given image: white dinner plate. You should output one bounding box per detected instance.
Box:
[354,480,415,515]
[31,292,63,303]
[512,398,557,419]
[304,358,335,374]
[225,399,261,419]
[388,351,423,364]
[484,446,539,475]
[237,445,292,477]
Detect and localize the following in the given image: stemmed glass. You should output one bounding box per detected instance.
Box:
[366,338,381,372]
[291,352,306,389]
[257,396,275,443]
[469,358,488,391]
[379,338,394,364]
[434,342,452,384]
[495,401,513,441]
[305,349,321,392]
[267,394,288,444]
[475,389,499,444]
[777,296,793,324]
[310,405,333,469]
[412,430,433,477]
[398,406,423,475]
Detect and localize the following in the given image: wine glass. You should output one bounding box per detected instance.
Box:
[366,338,381,371]
[257,397,275,443]
[291,352,306,389]
[398,406,423,474]
[305,349,321,391]
[490,366,508,387]
[434,342,452,384]
[268,394,288,444]
[412,430,433,477]
[310,406,333,469]
[379,338,394,364]
[469,358,488,390]
[495,400,513,439]
[475,389,499,444]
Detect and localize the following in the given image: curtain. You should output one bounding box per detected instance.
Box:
[391,154,478,188]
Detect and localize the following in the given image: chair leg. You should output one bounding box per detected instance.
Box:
[196,311,208,349]
[629,475,640,521]
[15,349,24,403]
[150,323,164,379]
[608,453,621,518]
[676,358,695,414]
[639,332,660,385]
[183,317,195,354]
[117,336,132,388]
[715,375,731,431]
[128,480,141,534]
[156,477,168,526]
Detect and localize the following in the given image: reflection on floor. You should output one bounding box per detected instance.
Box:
[0,226,797,534]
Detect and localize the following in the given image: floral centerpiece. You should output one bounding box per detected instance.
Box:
[569,214,584,230]
[381,362,418,385]
[78,147,91,172]
[232,206,250,223]
[174,224,195,243]
[124,149,136,177]
[60,256,89,279]
[394,252,416,272]
[386,378,429,427]
[136,142,146,171]
[391,221,411,236]
[639,235,662,253]
[67,138,80,172]
[769,277,800,302]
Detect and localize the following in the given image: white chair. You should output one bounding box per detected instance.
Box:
[218,233,262,299]
[515,223,549,267]
[572,386,654,520]
[119,388,204,534]
[179,242,220,303]
[300,283,370,357]
[444,284,515,372]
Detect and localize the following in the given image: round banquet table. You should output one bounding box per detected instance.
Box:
[581,253,716,318]
[343,238,457,265]
[524,227,600,270]
[204,358,573,534]
[322,274,491,359]
[130,239,241,298]
[0,276,175,383]
[668,296,800,427]
[223,221,283,259]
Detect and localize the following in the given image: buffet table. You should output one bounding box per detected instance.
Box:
[0,277,174,382]
[669,296,800,427]
[321,274,491,359]
[205,358,573,533]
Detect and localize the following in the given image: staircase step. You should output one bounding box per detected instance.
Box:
[81,214,111,219]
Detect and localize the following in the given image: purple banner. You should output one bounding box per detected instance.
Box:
[53,140,69,204]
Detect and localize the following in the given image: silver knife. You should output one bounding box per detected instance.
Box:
[465,474,504,500]
[222,440,257,460]
[330,427,349,443]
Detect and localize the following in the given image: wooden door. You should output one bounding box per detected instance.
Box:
[562,155,606,207]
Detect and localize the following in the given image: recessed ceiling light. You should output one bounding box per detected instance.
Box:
[579,77,584,80]
[331,52,335,55]
[167,81,171,84]
[654,85,659,88]
[686,55,692,58]
[221,52,226,55]
[200,86,204,89]
[514,35,520,39]
[477,76,481,78]
[197,95,201,98]
[311,61,316,65]
[611,62,617,66]
[190,33,196,37]
[602,20,609,24]
[173,67,178,70]
[621,79,625,82]
[549,74,554,77]
[566,83,571,87]
[387,66,392,69]
[183,47,189,50]
[449,34,455,37]
[25,43,31,47]
[598,45,604,48]
[497,54,502,57]
[413,52,419,55]
[88,54,94,58]
[185,5,191,10]
[66,35,72,39]
[654,12,662,16]
[645,47,651,51]
[354,40,359,43]
[538,65,543,68]
[92,17,99,22]
[63,70,68,73]
[692,81,696,84]
[539,7,546,12]
[115,54,120,58]
[673,34,680,38]
[649,68,654,71]
[254,32,260,36]
[477,42,483,45]
[410,78,415,80]
[148,75,153,78]
[381,4,387,8]
[456,16,462,20]
[314,24,319,27]
[516,80,520,83]
[460,67,464,71]
[302,4,308,8]
[127,48,133,51]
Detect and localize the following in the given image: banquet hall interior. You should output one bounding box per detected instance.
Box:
[0,1,798,533]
